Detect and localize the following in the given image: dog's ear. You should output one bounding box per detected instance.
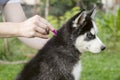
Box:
[87,6,96,19]
[73,10,86,28]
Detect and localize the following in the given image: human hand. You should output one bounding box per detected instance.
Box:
[18,15,55,38]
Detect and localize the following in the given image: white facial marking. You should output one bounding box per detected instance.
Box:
[72,61,82,80]
[75,34,86,53]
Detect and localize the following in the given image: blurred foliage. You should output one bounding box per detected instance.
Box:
[47,7,80,29]
[96,8,120,43]
[40,0,103,17]
[0,39,6,59]
[0,38,36,61]
[81,0,103,9]
[116,8,120,36]
[41,0,77,16]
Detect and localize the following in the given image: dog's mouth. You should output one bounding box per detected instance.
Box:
[88,45,106,53]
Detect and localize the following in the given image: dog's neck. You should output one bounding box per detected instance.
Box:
[52,25,73,46]
[47,25,81,57]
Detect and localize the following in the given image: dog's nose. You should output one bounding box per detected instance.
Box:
[101,46,106,51]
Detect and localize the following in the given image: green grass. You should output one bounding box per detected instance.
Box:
[81,49,120,80]
[81,41,120,80]
[0,64,23,80]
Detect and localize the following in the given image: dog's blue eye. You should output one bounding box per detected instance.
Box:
[87,32,95,39]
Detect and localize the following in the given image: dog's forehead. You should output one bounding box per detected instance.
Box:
[90,20,98,34]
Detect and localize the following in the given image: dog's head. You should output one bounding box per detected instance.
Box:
[64,7,106,53]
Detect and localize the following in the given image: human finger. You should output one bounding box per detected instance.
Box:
[35,20,48,30]
[34,26,48,35]
[34,32,49,39]
[39,16,55,31]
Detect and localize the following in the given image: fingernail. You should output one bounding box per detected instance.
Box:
[52,30,57,36]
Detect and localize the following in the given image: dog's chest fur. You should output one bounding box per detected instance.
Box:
[72,61,82,80]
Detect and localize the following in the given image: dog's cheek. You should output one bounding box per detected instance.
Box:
[74,36,87,53]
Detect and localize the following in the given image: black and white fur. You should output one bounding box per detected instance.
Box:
[16,7,106,80]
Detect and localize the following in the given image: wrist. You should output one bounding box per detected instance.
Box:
[17,22,24,37]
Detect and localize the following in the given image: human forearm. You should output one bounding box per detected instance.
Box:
[3,3,51,49]
[0,22,21,37]
[0,22,49,49]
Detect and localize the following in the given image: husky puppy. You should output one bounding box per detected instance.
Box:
[16,7,106,80]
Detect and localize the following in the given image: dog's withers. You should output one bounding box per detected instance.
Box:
[16,7,105,80]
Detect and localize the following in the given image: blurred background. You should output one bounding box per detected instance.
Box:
[0,0,120,80]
